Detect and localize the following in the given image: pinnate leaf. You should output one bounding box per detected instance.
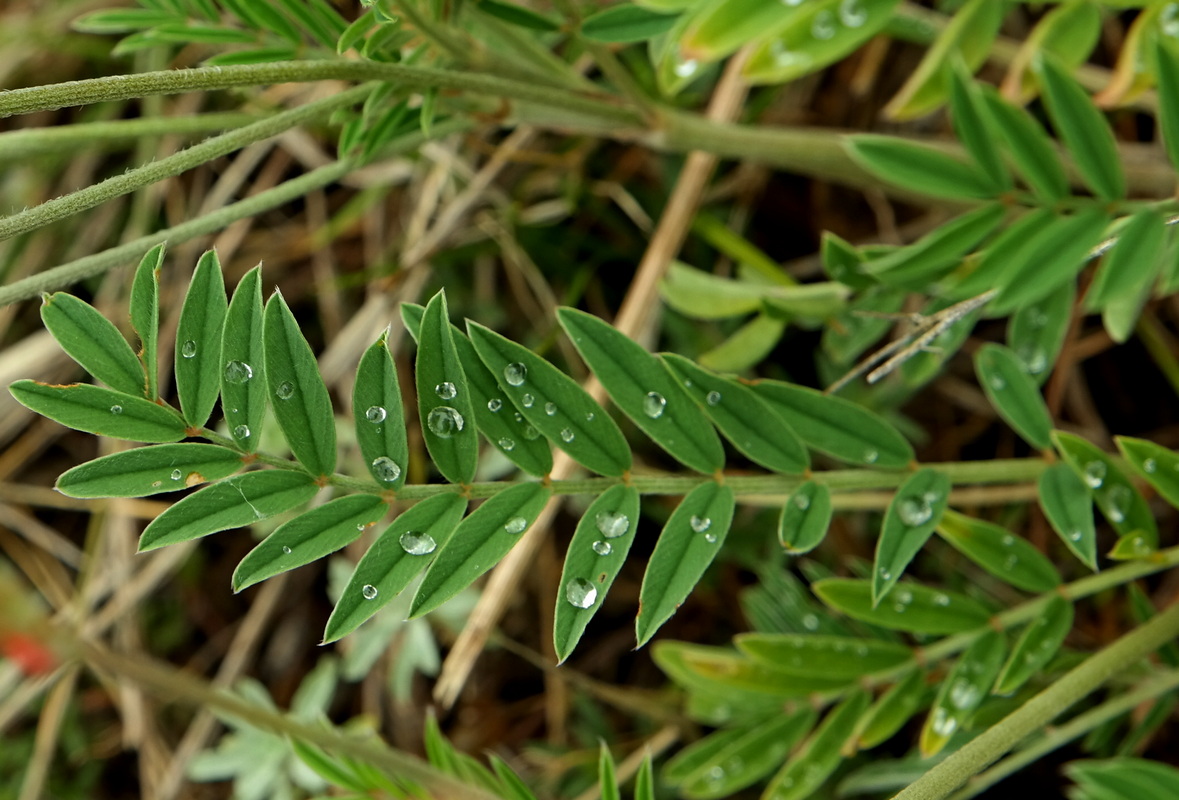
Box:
[415,291,478,485]
[936,509,1061,593]
[56,443,242,498]
[130,244,163,399]
[873,468,951,605]
[176,250,228,427]
[978,86,1069,203]
[778,480,832,554]
[221,265,266,452]
[10,381,185,442]
[975,343,1053,450]
[994,595,1073,695]
[1038,461,1097,570]
[814,578,990,635]
[40,292,145,397]
[353,331,408,489]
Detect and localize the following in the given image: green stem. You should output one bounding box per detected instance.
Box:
[0,112,259,160]
[1136,313,1179,401]
[0,118,475,307]
[0,85,373,244]
[892,599,1179,800]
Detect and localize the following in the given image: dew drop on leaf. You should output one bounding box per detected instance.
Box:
[521,393,535,408]
[643,391,666,418]
[498,437,515,451]
[275,381,294,400]
[565,577,597,608]
[705,390,722,406]
[933,593,951,606]
[989,374,1006,390]
[503,362,527,386]
[504,516,528,534]
[180,340,197,358]
[435,381,456,400]
[361,584,378,600]
[592,540,612,556]
[863,449,879,464]
[704,532,717,543]
[897,497,933,527]
[585,411,595,421]
[371,456,402,483]
[793,493,810,510]
[110,405,123,414]
[1068,529,1083,542]
[427,406,464,438]
[689,515,711,533]
[521,424,540,441]
[1083,460,1106,489]
[170,469,182,481]
[282,545,291,554]
[1144,458,1157,473]
[224,360,253,384]
[560,427,575,442]
[399,530,437,555]
[674,59,698,78]
[595,511,630,538]
[365,406,387,423]
[839,0,867,26]
[487,398,503,412]
[233,424,250,439]
[812,9,836,39]
[1106,485,1131,523]
[544,402,557,416]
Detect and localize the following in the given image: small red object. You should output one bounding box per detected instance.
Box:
[2,632,57,675]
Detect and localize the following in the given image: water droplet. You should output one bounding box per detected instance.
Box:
[233,424,250,439]
[435,382,456,400]
[704,532,717,543]
[643,392,666,419]
[839,0,867,26]
[1001,534,1015,546]
[933,593,951,607]
[897,497,933,527]
[181,340,197,358]
[674,58,698,78]
[565,577,597,608]
[365,406,387,423]
[801,613,819,630]
[989,374,1006,391]
[521,393,535,408]
[585,411,595,421]
[427,406,464,438]
[488,398,503,412]
[878,568,891,580]
[110,405,123,414]
[931,707,957,737]
[170,469,182,481]
[282,545,291,554]
[1163,2,1179,36]
[371,456,402,483]
[811,9,836,39]
[400,530,437,555]
[1106,485,1131,523]
[498,437,515,451]
[1083,460,1106,489]
[514,412,524,423]
[544,402,557,416]
[276,381,294,400]
[1023,346,1048,375]
[1004,554,1019,570]
[560,427,575,442]
[690,515,712,533]
[595,511,630,539]
[793,493,810,510]
[504,362,527,386]
[224,360,253,384]
[892,602,908,613]
[706,390,722,406]
[897,590,913,604]
[592,540,612,556]
[504,516,528,534]
[361,584,378,600]
[521,425,541,441]
[863,449,879,464]
[1068,529,1083,542]
[1144,458,1157,473]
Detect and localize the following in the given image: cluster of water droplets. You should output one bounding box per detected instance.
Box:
[690,514,717,543]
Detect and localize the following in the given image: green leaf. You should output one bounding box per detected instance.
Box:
[821,230,874,290]
[272,0,336,46]
[846,135,999,201]
[558,307,724,474]
[743,0,899,86]
[975,343,1053,450]
[822,287,905,365]
[762,690,871,800]
[697,313,786,373]
[994,595,1073,695]
[411,482,552,617]
[920,630,1006,757]
[580,4,678,43]
[1038,462,1097,570]
[175,250,228,428]
[1035,54,1124,200]
[40,293,145,398]
[862,204,1006,286]
[1086,210,1167,311]
[56,443,242,498]
[203,47,300,66]
[1001,0,1101,105]
[978,86,1070,203]
[232,494,388,592]
[1067,758,1179,800]
[221,265,266,452]
[736,633,911,680]
[324,493,467,643]
[856,669,929,748]
[138,469,318,551]
[814,578,990,635]
[10,381,185,442]
[489,754,541,800]
[1053,431,1157,550]
[468,321,630,477]
[655,641,851,698]
[884,0,1004,119]
[758,282,850,320]
[936,509,1061,593]
[149,23,259,44]
[264,290,337,477]
[1117,436,1179,510]
[1006,279,1074,386]
[661,354,809,474]
[948,65,1012,194]
[873,468,951,605]
[130,244,163,400]
[336,8,375,54]
[353,332,408,489]
[1157,40,1179,173]
[665,728,749,787]
[416,291,478,485]
[1102,282,1153,345]
[752,378,914,467]
[402,303,553,477]
[636,482,735,647]
[778,481,832,554]
[988,208,1111,315]
[476,0,559,31]
[599,743,620,800]
[660,262,765,319]
[634,754,655,800]
[553,484,641,663]
[73,8,180,32]
[949,208,1055,301]
[679,0,801,63]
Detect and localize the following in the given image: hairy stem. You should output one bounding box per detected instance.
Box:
[0,112,259,160]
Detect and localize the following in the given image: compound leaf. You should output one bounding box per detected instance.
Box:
[56,443,242,498]
[936,509,1061,593]
[175,250,228,427]
[10,381,185,442]
[221,265,266,452]
[873,469,952,605]
[815,579,990,635]
[975,343,1053,450]
[994,595,1073,695]
[40,292,145,398]
[353,331,408,489]
[778,481,833,554]
[415,291,478,485]
[130,244,163,399]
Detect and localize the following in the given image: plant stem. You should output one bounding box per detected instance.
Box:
[0,84,373,244]
[0,112,259,160]
[891,598,1179,800]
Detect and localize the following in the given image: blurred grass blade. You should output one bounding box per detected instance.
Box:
[130,244,164,399]
[846,135,999,201]
[856,669,929,749]
[10,381,185,442]
[40,292,145,397]
[762,690,871,800]
[661,354,809,474]
[1006,280,1074,386]
[975,343,1053,449]
[814,579,990,634]
[353,330,408,489]
[558,307,725,474]
[873,468,951,605]
[554,484,641,663]
[323,493,466,643]
[176,250,228,427]
[580,4,678,43]
[1035,54,1124,200]
[936,509,1061,593]
[468,321,630,477]
[56,443,242,498]
[753,379,914,467]
[736,633,911,679]
[778,480,832,554]
[1085,209,1167,311]
[948,65,1012,194]
[410,482,552,618]
[1156,39,1179,172]
[636,482,735,647]
[993,595,1073,695]
[1066,759,1179,800]
[919,630,1006,757]
[599,743,619,800]
[634,753,654,800]
[1053,430,1157,550]
[1038,461,1097,570]
[264,289,337,478]
[232,494,388,592]
[138,470,318,551]
[415,291,478,485]
[978,86,1070,202]
[221,265,266,452]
